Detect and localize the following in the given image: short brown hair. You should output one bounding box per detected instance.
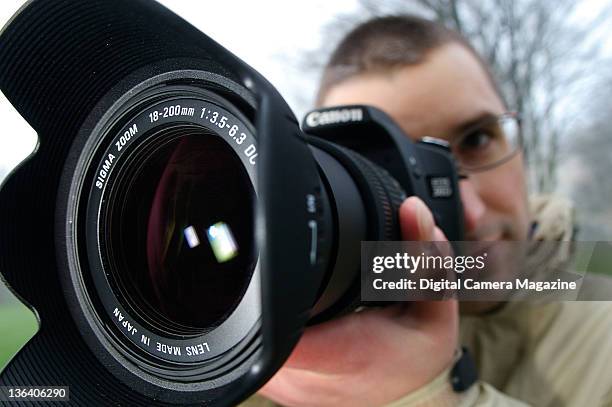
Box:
[316,15,501,105]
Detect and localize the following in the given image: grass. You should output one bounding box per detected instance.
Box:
[0,302,38,373]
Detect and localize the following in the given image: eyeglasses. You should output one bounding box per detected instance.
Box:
[442,112,522,174]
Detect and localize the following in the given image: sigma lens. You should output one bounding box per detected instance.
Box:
[103,124,257,335]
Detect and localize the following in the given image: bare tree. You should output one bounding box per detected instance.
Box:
[296,0,612,194]
[567,76,612,240]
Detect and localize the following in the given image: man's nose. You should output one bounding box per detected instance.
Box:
[459,179,485,235]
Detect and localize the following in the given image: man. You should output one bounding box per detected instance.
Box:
[245,16,612,406]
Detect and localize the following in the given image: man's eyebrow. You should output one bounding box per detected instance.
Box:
[453,112,499,136]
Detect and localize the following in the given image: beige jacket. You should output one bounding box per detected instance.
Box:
[242,196,612,406]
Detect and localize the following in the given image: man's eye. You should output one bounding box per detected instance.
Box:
[460,131,492,150]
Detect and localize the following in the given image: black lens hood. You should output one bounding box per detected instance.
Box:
[0,0,326,405]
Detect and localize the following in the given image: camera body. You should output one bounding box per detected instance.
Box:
[304,105,463,242]
[0,1,462,405]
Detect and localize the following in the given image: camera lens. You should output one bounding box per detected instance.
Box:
[105,125,256,335]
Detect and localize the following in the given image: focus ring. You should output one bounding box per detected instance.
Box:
[306,139,407,321]
[343,149,406,241]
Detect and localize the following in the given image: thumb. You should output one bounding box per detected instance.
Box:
[399,197,436,241]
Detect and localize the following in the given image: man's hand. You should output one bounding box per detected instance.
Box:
[258,197,459,407]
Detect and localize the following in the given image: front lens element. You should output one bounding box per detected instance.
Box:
[107,128,256,333]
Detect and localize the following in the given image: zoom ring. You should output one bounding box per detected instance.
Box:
[342,148,407,241]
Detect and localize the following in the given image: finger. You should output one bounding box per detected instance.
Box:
[399,197,435,241]
[432,226,453,259]
[433,226,447,242]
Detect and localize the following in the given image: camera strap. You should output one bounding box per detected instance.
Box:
[451,347,478,392]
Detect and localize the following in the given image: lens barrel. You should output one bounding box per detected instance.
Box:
[309,138,406,321]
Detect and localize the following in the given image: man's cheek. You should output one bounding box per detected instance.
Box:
[482,160,529,237]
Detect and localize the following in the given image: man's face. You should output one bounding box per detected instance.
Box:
[321,43,530,243]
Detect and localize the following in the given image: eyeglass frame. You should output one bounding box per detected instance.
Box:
[425,112,523,175]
